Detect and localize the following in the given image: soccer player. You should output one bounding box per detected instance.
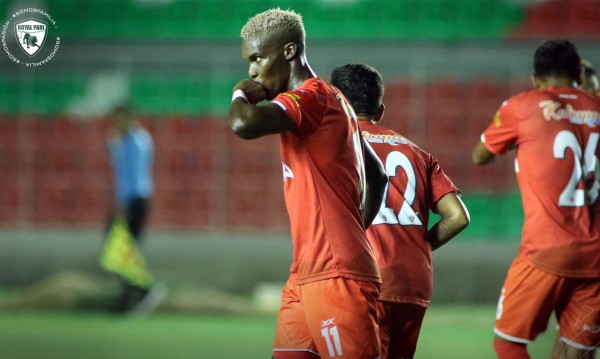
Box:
[580,60,600,96]
[227,9,388,359]
[472,40,600,359]
[331,63,470,359]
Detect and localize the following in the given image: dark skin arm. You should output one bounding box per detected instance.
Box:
[471,141,496,165]
[228,79,296,140]
[428,192,470,250]
[362,142,388,228]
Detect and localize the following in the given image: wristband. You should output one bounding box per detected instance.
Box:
[232,89,248,103]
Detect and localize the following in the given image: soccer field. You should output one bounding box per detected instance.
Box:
[0,305,555,359]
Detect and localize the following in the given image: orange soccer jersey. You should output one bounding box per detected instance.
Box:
[359,121,459,306]
[272,77,380,285]
[482,87,600,278]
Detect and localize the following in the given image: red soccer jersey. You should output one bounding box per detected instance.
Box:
[360,120,459,306]
[482,87,600,277]
[272,77,380,285]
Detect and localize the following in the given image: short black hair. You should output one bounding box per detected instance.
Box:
[330,63,384,116]
[534,39,581,83]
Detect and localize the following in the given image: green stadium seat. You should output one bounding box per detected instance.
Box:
[32,0,529,41]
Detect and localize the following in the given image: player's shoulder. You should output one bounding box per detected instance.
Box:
[289,77,328,95]
[130,125,153,145]
[279,77,331,107]
[133,124,150,136]
[576,89,600,108]
[510,87,596,103]
[497,89,554,116]
[504,89,546,105]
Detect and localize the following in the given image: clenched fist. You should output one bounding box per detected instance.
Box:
[233,79,268,104]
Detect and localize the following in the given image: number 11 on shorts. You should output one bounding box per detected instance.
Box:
[321,323,343,357]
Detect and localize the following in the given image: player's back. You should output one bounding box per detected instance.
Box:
[360,120,458,306]
[485,87,600,277]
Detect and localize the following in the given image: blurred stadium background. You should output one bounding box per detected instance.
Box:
[0,0,599,357]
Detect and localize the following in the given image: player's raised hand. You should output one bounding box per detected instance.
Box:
[233,79,267,104]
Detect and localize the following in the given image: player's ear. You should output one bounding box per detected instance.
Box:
[374,103,385,122]
[283,42,297,60]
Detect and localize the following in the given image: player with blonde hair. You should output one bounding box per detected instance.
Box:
[228,8,388,359]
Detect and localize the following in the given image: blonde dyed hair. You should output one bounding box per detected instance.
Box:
[241,8,306,55]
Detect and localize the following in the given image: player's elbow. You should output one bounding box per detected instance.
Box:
[471,142,495,165]
[229,118,258,140]
[472,152,489,165]
[455,211,470,232]
[451,205,470,233]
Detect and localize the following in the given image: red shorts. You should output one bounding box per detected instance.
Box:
[272,276,381,359]
[377,301,426,359]
[495,257,600,350]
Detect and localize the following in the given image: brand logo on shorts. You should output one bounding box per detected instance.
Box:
[321,318,335,327]
[496,288,506,320]
[320,318,343,357]
[282,161,294,181]
[583,324,600,334]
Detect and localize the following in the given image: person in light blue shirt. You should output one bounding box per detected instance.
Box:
[104,103,164,314]
[108,107,154,211]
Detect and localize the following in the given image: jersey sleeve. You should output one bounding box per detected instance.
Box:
[428,154,460,204]
[272,88,324,136]
[481,97,521,155]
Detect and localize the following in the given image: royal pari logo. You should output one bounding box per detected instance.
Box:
[15,19,47,57]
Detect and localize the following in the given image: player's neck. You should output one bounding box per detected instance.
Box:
[287,56,317,90]
[356,115,373,122]
[537,77,576,90]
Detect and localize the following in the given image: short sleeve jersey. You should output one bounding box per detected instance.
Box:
[360,121,458,306]
[272,77,380,285]
[482,87,600,278]
[108,126,154,206]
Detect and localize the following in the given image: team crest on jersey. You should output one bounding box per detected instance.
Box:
[282,161,294,181]
[493,111,501,127]
[362,131,407,146]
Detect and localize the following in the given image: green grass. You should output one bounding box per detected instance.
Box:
[0,305,555,359]
[417,305,554,358]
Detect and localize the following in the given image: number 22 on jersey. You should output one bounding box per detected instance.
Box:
[372,151,423,226]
